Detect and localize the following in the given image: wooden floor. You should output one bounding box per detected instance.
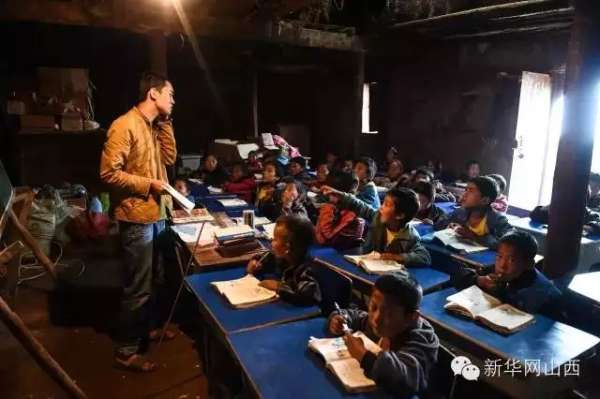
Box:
[0,236,208,399]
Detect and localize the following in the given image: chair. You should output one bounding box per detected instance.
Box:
[311,260,353,316]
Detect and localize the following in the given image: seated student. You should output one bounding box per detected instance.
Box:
[435,176,513,249]
[259,177,309,221]
[173,177,195,205]
[413,181,446,225]
[288,156,312,184]
[328,274,439,396]
[374,159,405,189]
[488,174,508,213]
[246,215,321,306]
[201,154,229,187]
[246,150,263,174]
[325,152,338,171]
[321,186,431,266]
[262,149,288,178]
[354,157,381,209]
[459,159,480,182]
[383,146,399,171]
[588,172,600,210]
[412,167,455,203]
[255,161,280,208]
[310,162,330,190]
[342,158,354,173]
[223,163,256,203]
[316,170,365,249]
[452,231,561,315]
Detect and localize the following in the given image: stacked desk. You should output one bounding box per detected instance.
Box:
[420,287,600,397]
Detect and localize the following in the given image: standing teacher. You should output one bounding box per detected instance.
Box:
[100,72,176,372]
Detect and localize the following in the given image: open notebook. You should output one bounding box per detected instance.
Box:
[164,184,195,214]
[211,274,278,309]
[171,208,214,224]
[308,332,381,393]
[433,229,488,253]
[444,285,535,334]
[344,252,405,275]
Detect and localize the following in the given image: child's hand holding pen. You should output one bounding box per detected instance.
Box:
[246,251,269,274]
[328,302,352,336]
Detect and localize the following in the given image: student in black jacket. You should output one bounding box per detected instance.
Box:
[246,215,321,306]
[328,274,439,396]
[200,154,229,187]
[412,180,447,225]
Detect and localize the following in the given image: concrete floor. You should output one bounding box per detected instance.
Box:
[0,236,208,399]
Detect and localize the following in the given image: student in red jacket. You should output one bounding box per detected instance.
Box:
[316,170,365,249]
[223,163,256,203]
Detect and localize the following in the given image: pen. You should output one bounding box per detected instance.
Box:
[334,302,351,334]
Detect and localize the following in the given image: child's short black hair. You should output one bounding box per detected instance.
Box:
[487,174,507,193]
[499,231,538,263]
[374,273,423,313]
[276,215,315,264]
[471,176,499,202]
[280,176,307,197]
[466,159,480,169]
[355,157,377,181]
[326,170,359,194]
[590,172,600,184]
[232,162,249,177]
[290,156,307,170]
[412,181,435,202]
[385,187,420,225]
[414,167,434,182]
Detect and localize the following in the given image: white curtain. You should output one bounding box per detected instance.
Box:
[508,72,552,210]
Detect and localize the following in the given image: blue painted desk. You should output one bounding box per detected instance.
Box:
[511,217,600,274]
[410,221,435,237]
[228,317,396,399]
[311,247,449,293]
[436,201,459,216]
[185,266,321,335]
[568,271,600,306]
[420,288,600,373]
[200,197,256,218]
[422,239,496,274]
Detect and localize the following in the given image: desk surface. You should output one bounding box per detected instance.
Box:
[511,217,600,243]
[185,266,321,335]
[423,241,497,269]
[228,317,396,399]
[568,271,600,305]
[312,247,449,292]
[421,288,600,374]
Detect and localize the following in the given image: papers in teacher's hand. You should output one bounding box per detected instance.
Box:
[164,184,195,214]
[211,274,278,308]
[344,252,405,275]
[207,186,223,194]
[218,198,248,208]
[433,228,488,253]
[262,223,276,240]
[444,285,535,334]
[171,222,216,247]
[308,332,381,393]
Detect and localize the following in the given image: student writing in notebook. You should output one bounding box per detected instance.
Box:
[315,170,365,249]
[328,274,439,396]
[321,186,431,266]
[354,157,381,209]
[246,216,321,306]
[451,231,562,315]
[435,176,513,249]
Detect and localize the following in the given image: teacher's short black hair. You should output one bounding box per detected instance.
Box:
[374,273,423,313]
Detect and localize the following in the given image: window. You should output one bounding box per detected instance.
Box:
[362,82,378,134]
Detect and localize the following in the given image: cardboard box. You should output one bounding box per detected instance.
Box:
[19,115,56,131]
